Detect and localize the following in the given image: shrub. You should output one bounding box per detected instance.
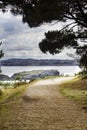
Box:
[15,75,22,81]
[0,89,3,96]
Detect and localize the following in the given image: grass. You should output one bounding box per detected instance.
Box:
[0,76,87,129]
[59,76,87,111]
[40,75,68,80]
[0,82,30,105]
[0,89,3,96]
[0,76,66,106]
[0,79,38,125]
[0,82,12,89]
[0,82,30,130]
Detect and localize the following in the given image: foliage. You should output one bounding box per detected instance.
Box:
[15,75,22,81]
[0,82,29,104]
[0,0,87,69]
[0,42,4,59]
[13,81,27,88]
[0,82,11,88]
[76,45,87,70]
[0,89,3,96]
[39,30,78,54]
[0,41,4,72]
[0,0,87,27]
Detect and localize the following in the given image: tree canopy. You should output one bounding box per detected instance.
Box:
[0,0,87,69]
[0,42,4,59]
[0,42,4,72]
[0,0,87,27]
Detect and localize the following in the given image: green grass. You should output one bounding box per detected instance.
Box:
[59,77,87,110]
[0,89,3,96]
[0,82,12,88]
[0,80,37,119]
[0,82,29,104]
[0,78,38,105]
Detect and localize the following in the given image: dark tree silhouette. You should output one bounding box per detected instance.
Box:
[76,45,87,70]
[0,0,87,69]
[0,41,4,72]
[0,42,4,59]
[0,0,87,27]
[39,30,78,54]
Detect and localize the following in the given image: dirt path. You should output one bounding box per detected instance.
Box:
[1,77,87,130]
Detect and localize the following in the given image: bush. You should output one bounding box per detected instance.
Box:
[13,81,27,88]
[0,89,3,96]
[15,75,22,81]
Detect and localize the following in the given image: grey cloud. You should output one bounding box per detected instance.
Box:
[0,11,29,39]
[0,10,75,60]
[6,46,34,51]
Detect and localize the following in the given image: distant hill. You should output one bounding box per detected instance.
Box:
[0,58,79,66]
[11,70,60,80]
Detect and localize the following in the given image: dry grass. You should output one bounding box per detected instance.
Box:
[0,82,30,108]
[0,77,87,130]
[59,77,87,111]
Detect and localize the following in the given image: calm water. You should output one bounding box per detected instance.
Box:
[1,66,81,77]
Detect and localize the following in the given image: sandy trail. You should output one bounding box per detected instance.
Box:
[25,77,73,98]
[1,77,87,130]
[22,77,87,130]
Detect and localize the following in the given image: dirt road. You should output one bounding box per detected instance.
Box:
[1,77,87,130]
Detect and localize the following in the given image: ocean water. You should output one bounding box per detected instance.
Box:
[1,66,81,77]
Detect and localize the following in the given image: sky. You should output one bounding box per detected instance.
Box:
[0,10,76,60]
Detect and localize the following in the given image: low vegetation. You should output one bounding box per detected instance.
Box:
[0,81,32,130]
[0,76,61,105]
[0,75,87,129]
[59,76,87,111]
[0,82,29,105]
[0,89,3,96]
[77,71,87,79]
[0,82,11,88]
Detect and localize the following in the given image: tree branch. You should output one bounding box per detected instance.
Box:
[60,22,76,32]
[68,12,87,28]
[69,24,78,31]
[76,0,85,17]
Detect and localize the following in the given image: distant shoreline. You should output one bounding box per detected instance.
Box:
[0,58,79,66]
[1,65,79,66]
[1,66,81,77]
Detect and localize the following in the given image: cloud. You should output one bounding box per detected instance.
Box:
[0,10,29,38]
[0,10,75,60]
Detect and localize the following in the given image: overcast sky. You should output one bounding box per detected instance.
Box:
[0,10,76,60]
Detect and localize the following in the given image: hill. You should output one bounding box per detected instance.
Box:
[0,58,79,66]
